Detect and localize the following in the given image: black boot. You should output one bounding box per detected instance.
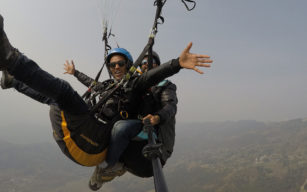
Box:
[0,14,19,71]
[1,70,14,89]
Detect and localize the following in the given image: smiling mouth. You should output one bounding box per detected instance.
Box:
[113,70,124,79]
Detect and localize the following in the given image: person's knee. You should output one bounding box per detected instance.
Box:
[113,120,126,129]
[112,120,129,136]
[112,120,143,140]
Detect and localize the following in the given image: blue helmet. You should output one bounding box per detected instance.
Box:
[106,48,133,68]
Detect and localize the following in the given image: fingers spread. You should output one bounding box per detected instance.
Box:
[197,63,211,68]
[196,54,210,59]
[193,66,204,74]
[198,58,213,63]
[183,42,193,54]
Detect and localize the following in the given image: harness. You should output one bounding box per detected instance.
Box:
[81,1,196,191]
[82,0,196,119]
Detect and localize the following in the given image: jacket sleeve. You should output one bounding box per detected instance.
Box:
[73,70,95,87]
[155,83,178,123]
[73,70,106,91]
[131,58,182,92]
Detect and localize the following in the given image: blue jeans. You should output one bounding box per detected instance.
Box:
[106,119,143,166]
[8,54,88,115]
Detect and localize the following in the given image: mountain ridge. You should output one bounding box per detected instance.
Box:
[1,118,307,192]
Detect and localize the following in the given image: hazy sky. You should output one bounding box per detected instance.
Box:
[0,0,307,143]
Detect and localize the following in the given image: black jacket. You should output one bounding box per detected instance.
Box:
[73,59,181,122]
[152,80,177,162]
[120,80,177,177]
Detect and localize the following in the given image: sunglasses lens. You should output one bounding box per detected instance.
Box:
[108,63,115,68]
[141,60,148,65]
[108,60,126,68]
[118,60,126,67]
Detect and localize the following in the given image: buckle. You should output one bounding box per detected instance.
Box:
[120,111,128,119]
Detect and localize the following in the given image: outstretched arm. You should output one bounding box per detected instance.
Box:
[134,42,213,91]
[64,60,95,87]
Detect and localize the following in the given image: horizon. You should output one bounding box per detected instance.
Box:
[1,118,306,145]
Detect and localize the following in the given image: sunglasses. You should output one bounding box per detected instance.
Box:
[141,59,157,66]
[107,60,126,68]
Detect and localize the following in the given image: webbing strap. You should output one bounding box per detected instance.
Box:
[82,24,112,100]
[123,0,164,83]
[88,0,197,114]
[89,0,165,114]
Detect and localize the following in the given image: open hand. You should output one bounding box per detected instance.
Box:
[179,42,213,74]
[64,60,76,75]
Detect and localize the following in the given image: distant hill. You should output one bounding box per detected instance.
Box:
[1,119,307,192]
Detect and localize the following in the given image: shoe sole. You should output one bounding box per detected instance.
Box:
[0,15,3,31]
[0,14,6,71]
[88,180,102,191]
[1,71,13,89]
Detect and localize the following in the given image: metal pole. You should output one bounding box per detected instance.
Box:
[143,119,169,192]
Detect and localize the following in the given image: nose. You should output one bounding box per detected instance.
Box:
[115,63,121,69]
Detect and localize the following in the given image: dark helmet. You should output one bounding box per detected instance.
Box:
[106,48,133,69]
[144,50,161,65]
